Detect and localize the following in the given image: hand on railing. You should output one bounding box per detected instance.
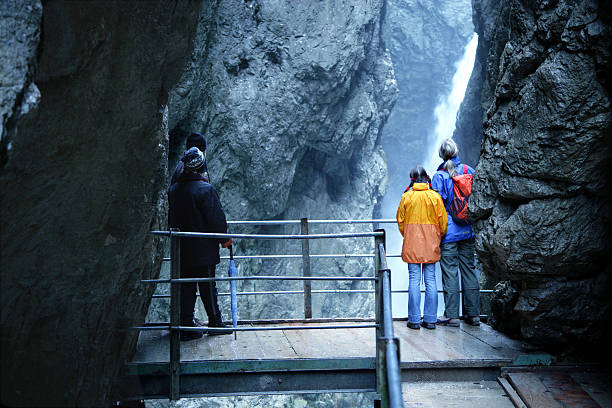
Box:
[221,238,233,248]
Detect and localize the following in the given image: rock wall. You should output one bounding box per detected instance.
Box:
[160,0,397,321]
[466,0,612,350]
[0,1,202,406]
[382,0,473,199]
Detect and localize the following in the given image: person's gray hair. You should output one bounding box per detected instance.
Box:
[438,138,458,161]
[443,159,458,177]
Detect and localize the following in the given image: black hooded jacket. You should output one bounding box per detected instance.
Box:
[168,172,228,267]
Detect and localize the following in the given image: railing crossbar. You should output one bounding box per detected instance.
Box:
[131,324,378,332]
[151,231,384,239]
[142,276,377,283]
[163,254,402,261]
[151,288,492,298]
[225,219,396,225]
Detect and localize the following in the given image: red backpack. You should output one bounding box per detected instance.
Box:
[447,164,473,225]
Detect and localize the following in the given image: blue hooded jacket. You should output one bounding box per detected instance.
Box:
[431,156,475,244]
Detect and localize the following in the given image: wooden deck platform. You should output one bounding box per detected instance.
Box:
[131,320,526,365]
[118,320,538,400]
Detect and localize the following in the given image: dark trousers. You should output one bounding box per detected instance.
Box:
[440,238,480,319]
[180,265,223,326]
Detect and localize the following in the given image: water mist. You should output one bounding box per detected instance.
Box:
[384,34,478,317]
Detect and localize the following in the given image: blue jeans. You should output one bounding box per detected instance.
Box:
[408,263,437,324]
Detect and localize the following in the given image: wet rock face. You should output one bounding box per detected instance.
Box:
[170,0,396,220]
[466,0,612,348]
[0,1,41,148]
[164,0,397,320]
[0,1,201,406]
[382,0,473,193]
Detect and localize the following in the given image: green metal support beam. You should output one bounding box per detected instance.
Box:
[117,358,377,400]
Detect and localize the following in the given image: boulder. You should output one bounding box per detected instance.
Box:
[465,0,612,350]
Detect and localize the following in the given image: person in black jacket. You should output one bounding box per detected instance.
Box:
[170,132,207,186]
[168,146,232,340]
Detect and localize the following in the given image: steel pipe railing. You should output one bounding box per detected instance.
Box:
[131,323,378,332]
[225,219,396,225]
[151,230,384,240]
[152,289,375,298]
[142,276,376,284]
[151,288,493,298]
[375,236,404,408]
[162,254,402,261]
[145,219,405,404]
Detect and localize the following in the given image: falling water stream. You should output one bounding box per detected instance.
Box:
[387,33,478,317]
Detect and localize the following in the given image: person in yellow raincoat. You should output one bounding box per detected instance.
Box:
[396,166,448,330]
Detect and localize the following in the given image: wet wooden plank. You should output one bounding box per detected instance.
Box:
[254,329,298,359]
[506,372,563,408]
[282,324,374,358]
[328,326,375,357]
[403,380,515,407]
[460,323,526,358]
[395,321,464,362]
[203,325,263,360]
[131,320,525,365]
[538,372,601,408]
[571,371,612,408]
[498,376,527,408]
[423,323,511,361]
[132,330,170,363]
[179,331,212,360]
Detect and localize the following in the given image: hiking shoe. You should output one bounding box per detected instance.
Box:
[407,322,420,330]
[465,316,481,326]
[179,330,204,341]
[208,321,232,336]
[421,321,436,330]
[437,316,460,327]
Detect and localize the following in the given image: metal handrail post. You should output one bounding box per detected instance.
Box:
[169,228,181,400]
[374,228,386,405]
[381,267,404,408]
[301,218,312,319]
[377,239,404,408]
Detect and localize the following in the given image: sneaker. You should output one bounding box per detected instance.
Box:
[465,316,481,326]
[437,316,460,327]
[420,321,436,330]
[407,322,420,330]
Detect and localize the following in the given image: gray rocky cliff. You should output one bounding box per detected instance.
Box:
[382,0,473,197]
[155,0,397,323]
[0,1,201,406]
[464,0,612,350]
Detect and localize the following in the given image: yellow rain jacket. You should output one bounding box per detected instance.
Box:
[396,183,448,264]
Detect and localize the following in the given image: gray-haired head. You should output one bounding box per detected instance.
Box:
[438,138,458,161]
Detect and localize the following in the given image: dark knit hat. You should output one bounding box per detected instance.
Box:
[186,132,206,152]
[182,147,206,172]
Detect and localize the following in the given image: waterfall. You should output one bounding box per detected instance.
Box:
[424,33,478,175]
[389,33,478,317]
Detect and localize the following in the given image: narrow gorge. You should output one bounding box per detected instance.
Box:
[1,0,611,407]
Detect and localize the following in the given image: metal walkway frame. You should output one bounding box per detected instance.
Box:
[118,219,405,407]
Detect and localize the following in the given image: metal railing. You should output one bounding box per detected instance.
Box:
[155,217,493,308]
[375,230,404,408]
[137,218,403,406]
